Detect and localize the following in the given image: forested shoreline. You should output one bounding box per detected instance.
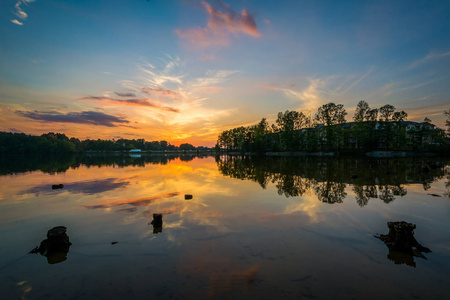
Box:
[215,101,450,154]
[0,132,208,156]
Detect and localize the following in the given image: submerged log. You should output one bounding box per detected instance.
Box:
[376,221,431,267]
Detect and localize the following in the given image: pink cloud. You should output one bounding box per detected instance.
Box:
[175,1,261,47]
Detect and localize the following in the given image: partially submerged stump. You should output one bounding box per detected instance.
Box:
[29,226,72,264]
[376,221,431,267]
[150,214,163,234]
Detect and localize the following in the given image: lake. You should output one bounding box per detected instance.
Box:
[0,154,449,300]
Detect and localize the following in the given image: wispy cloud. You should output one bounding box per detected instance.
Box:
[11,0,36,26]
[114,92,137,97]
[175,1,261,47]
[15,110,130,127]
[11,19,23,26]
[79,96,180,113]
[408,50,450,69]
[262,79,326,110]
[141,87,180,99]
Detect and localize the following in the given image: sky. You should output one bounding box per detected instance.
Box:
[1,0,449,146]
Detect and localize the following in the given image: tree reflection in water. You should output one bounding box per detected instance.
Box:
[216,155,449,205]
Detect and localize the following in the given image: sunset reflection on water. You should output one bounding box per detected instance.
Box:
[0,155,449,300]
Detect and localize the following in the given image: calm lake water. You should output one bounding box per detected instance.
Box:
[1,154,449,300]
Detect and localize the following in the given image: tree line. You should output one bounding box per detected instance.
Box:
[216,101,450,153]
[0,131,208,156]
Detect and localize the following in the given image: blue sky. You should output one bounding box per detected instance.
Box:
[1,0,449,146]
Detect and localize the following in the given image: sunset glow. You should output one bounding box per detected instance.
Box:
[1,0,449,146]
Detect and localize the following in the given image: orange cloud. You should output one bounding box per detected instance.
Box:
[175,1,261,47]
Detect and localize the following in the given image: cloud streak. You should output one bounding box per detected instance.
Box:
[15,110,130,127]
[408,50,450,69]
[141,87,180,98]
[79,96,180,113]
[114,92,137,97]
[11,0,36,26]
[175,1,261,47]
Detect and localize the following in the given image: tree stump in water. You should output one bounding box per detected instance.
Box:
[376,221,431,267]
[150,214,163,234]
[29,226,72,264]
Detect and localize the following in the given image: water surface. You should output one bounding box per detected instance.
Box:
[1,155,449,300]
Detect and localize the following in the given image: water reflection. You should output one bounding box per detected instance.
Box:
[1,155,449,299]
[21,178,130,196]
[217,156,449,204]
[0,153,210,175]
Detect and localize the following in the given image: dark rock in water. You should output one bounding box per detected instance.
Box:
[52,184,64,190]
[29,226,72,264]
[427,193,441,197]
[150,214,163,234]
[375,221,431,267]
[185,194,193,200]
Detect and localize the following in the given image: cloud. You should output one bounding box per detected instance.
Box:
[11,0,36,25]
[114,92,137,97]
[175,1,261,47]
[11,19,23,25]
[141,87,180,98]
[408,50,450,69]
[262,79,325,110]
[8,128,23,133]
[15,110,130,127]
[79,96,180,113]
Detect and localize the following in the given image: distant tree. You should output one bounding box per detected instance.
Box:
[314,103,347,150]
[392,111,408,122]
[364,108,378,121]
[353,100,370,122]
[179,143,196,151]
[379,104,396,121]
[315,103,347,125]
[445,109,450,133]
[276,110,308,131]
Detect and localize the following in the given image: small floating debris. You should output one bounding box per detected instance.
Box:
[111,241,119,245]
[427,193,441,197]
[185,194,193,200]
[52,184,64,190]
